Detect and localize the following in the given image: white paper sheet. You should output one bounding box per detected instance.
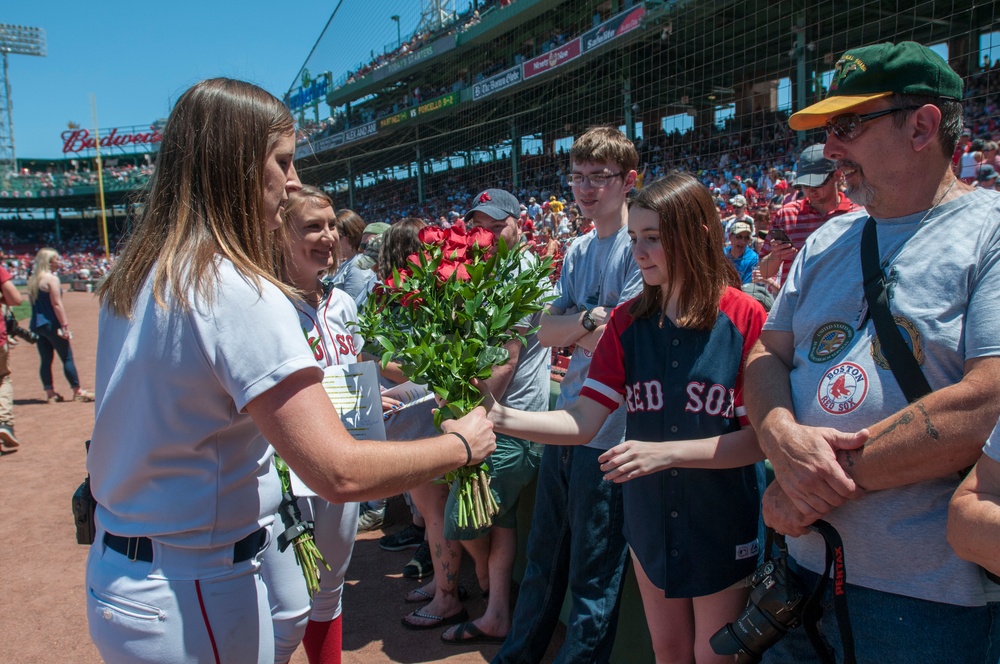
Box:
[289,361,386,497]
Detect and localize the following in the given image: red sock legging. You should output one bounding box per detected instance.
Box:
[301,615,342,664]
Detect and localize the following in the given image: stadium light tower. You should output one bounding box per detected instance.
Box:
[0,24,47,174]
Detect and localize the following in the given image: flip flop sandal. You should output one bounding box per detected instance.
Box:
[441,621,507,645]
[404,585,469,604]
[400,608,469,631]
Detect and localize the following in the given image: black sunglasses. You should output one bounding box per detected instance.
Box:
[824,106,921,142]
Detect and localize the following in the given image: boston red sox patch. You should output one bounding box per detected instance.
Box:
[817,362,868,414]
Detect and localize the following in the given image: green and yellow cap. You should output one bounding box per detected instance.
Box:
[789,41,963,131]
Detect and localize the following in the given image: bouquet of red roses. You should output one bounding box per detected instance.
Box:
[357,225,552,529]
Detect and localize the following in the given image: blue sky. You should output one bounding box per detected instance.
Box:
[4,1,437,159]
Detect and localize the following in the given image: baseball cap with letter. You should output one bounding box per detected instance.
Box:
[788,41,963,131]
[464,188,521,223]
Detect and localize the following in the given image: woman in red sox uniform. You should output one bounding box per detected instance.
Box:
[267,185,366,664]
[483,172,767,663]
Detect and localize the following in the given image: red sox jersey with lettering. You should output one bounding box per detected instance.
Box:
[295,286,363,368]
[581,287,766,597]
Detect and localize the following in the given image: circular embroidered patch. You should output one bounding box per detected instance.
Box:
[808,322,855,363]
[817,362,869,415]
[870,316,923,371]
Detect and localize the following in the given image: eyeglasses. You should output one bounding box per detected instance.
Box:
[824,106,921,142]
[569,172,623,188]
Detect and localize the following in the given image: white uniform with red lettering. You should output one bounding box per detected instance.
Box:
[294,287,363,622]
[264,285,365,663]
[87,259,320,664]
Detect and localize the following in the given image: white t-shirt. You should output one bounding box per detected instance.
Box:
[89,259,320,547]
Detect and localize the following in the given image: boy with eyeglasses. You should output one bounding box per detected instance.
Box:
[746,41,1000,663]
[492,126,642,664]
[757,143,860,289]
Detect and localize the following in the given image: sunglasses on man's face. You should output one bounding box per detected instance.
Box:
[824,106,921,142]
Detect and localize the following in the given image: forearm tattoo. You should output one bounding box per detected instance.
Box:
[872,410,914,442]
[870,402,939,444]
[915,402,940,440]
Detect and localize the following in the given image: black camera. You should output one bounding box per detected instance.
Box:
[72,475,97,545]
[5,312,39,344]
[72,439,96,545]
[710,538,807,663]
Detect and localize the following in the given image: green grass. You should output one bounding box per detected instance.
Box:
[9,301,30,322]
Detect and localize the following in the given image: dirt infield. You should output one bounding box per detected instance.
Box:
[0,291,560,663]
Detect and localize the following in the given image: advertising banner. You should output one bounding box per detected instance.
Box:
[60,126,162,154]
[373,34,457,83]
[473,66,523,101]
[522,38,582,80]
[285,75,331,112]
[581,6,646,54]
[295,121,377,159]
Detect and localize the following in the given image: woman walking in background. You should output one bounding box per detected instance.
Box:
[26,247,94,403]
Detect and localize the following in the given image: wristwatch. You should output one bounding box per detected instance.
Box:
[581,309,597,332]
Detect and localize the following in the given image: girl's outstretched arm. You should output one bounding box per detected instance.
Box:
[597,428,765,483]
[486,392,613,447]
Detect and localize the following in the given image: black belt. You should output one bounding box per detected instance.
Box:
[103,527,267,563]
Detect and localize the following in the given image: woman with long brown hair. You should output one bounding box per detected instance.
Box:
[85,78,493,664]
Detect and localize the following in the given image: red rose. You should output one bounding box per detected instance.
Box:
[400,291,424,308]
[419,226,446,245]
[466,227,494,249]
[443,232,470,261]
[436,259,471,282]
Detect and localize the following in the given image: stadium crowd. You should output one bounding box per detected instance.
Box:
[0,162,153,197]
[3,34,1000,664]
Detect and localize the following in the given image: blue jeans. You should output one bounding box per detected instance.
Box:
[762,558,1000,664]
[492,445,629,664]
[34,323,80,391]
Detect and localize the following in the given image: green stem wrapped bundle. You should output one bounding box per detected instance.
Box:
[274,456,331,597]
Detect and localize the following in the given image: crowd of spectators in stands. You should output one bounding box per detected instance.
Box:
[1,162,153,197]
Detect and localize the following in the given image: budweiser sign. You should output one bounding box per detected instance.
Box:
[61,126,163,154]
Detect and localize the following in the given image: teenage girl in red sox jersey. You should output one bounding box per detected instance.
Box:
[483,172,767,663]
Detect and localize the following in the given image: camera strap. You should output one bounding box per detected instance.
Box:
[860,216,932,403]
[801,520,856,664]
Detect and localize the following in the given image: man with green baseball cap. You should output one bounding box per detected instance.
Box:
[744,41,1000,663]
[788,41,963,130]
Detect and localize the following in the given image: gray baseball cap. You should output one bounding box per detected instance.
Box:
[464,188,520,223]
[792,144,837,187]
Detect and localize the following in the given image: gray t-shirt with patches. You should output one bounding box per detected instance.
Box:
[765,187,1000,606]
[551,224,643,451]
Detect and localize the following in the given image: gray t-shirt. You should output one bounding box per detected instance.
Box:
[550,224,644,450]
[329,253,377,309]
[765,188,1000,606]
[501,251,553,413]
[985,417,1000,463]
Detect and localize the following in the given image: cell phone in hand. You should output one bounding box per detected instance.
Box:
[769,228,791,244]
